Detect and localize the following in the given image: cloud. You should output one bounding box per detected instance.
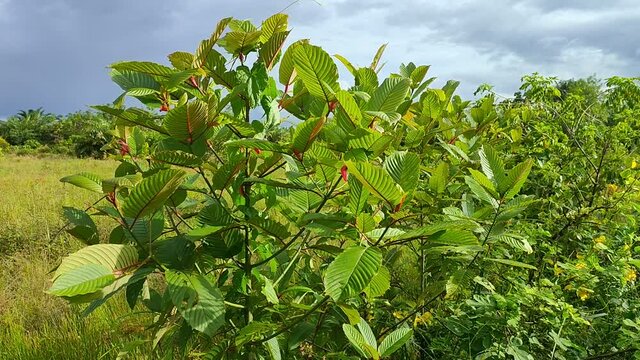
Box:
[0,0,637,116]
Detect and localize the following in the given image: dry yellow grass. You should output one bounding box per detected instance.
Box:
[0,155,149,359]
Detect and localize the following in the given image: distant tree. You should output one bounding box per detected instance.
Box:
[0,108,58,145]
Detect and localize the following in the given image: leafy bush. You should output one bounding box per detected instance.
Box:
[0,110,114,158]
[48,13,640,359]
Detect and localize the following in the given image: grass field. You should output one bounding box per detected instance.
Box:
[0,155,148,360]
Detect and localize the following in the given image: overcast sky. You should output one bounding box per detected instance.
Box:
[1,0,638,117]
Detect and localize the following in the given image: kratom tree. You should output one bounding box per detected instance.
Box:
[49,13,552,359]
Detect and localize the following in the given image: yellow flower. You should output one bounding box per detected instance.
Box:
[575,262,587,270]
[594,235,606,244]
[413,312,433,328]
[576,288,592,301]
[393,311,406,319]
[623,244,631,252]
[625,268,637,282]
[606,184,618,195]
[632,160,638,169]
[554,263,563,275]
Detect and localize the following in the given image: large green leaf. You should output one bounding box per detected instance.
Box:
[335,90,363,131]
[60,172,103,193]
[348,178,370,216]
[364,265,390,298]
[324,246,382,301]
[166,271,226,336]
[110,61,175,78]
[429,162,449,194]
[110,69,160,93]
[92,106,168,134]
[48,263,115,297]
[54,244,139,280]
[63,207,99,245]
[220,30,262,55]
[384,151,420,192]
[121,169,186,219]
[151,150,202,167]
[343,323,379,359]
[364,77,410,113]
[479,145,505,184]
[293,44,339,103]
[292,117,325,154]
[259,13,288,43]
[378,328,413,357]
[259,31,290,70]
[279,39,308,86]
[193,17,232,68]
[501,159,533,200]
[487,258,537,270]
[163,100,209,144]
[345,161,404,207]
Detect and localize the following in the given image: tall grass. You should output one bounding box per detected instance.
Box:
[0,155,149,359]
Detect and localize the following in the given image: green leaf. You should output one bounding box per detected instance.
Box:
[293,44,339,104]
[343,324,377,359]
[63,207,99,245]
[194,17,232,68]
[153,237,196,270]
[348,178,370,216]
[163,100,209,144]
[469,168,499,198]
[384,151,420,192]
[345,161,404,207]
[264,337,281,360]
[501,159,533,200]
[259,13,288,43]
[166,271,226,336]
[168,51,194,70]
[429,162,449,194]
[378,328,413,357]
[279,39,308,86]
[48,263,115,297]
[335,90,363,131]
[324,246,382,301]
[292,117,325,154]
[261,277,279,304]
[364,77,410,113]
[54,244,139,280]
[364,265,390,298]
[247,217,291,240]
[121,169,186,220]
[60,172,103,193]
[225,139,286,153]
[486,258,537,270]
[357,318,378,349]
[370,43,387,72]
[479,145,505,184]
[260,31,290,70]
[334,54,357,76]
[221,30,262,55]
[110,61,175,77]
[152,150,202,167]
[464,176,499,208]
[111,69,160,93]
[92,106,168,135]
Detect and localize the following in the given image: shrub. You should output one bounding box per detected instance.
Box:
[47,13,640,359]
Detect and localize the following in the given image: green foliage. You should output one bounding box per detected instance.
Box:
[46,13,640,360]
[0,109,115,158]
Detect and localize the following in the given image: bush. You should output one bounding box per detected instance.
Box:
[47,13,640,360]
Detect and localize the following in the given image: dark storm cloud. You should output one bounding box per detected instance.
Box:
[0,0,327,116]
[0,0,637,116]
